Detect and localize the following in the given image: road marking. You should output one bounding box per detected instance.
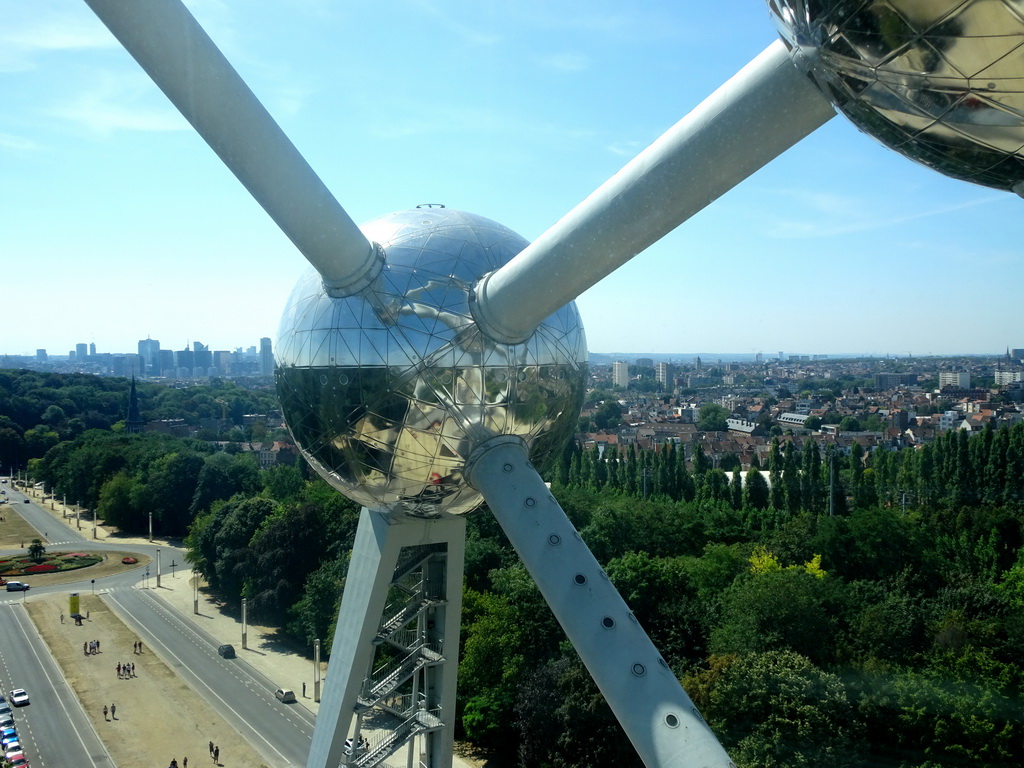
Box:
[105,592,293,766]
[4,603,113,768]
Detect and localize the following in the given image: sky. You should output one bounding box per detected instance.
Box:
[2,0,1021,359]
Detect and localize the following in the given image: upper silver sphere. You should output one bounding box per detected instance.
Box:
[768,0,1024,194]
[275,208,588,515]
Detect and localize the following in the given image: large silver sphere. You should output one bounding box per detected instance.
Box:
[768,0,1024,194]
[275,208,588,515]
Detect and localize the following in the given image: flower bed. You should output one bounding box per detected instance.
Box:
[24,563,58,573]
[0,551,104,575]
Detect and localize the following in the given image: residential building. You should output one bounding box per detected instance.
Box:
[612,361,629,388]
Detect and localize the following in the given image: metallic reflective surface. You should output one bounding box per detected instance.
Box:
[769,0,1024,193]
[275,208,588,515]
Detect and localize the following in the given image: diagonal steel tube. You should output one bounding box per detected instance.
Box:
[472,40,836,344]
[466,436,735,768]
[84,0,382,296]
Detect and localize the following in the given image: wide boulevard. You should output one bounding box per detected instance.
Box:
[0,484,313,768]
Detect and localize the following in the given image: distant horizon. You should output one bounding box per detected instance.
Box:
[3,346,1015,363]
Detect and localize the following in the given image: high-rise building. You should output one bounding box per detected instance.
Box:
[138,338,161,376]
[213,350,233,375]
[35,349,47,362]
[89,342,97,356]
[193,341,213,372]
[260,337,274,376]
[76,342,88,360]
[158,349,175,376]
[655,361,674,387]
[611,361,629,388]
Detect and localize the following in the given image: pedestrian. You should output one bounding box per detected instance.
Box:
[96,638,99,651]
[131,662,136,676]
[183,757,188,768]
[116,662,121,678]
[133,640,138,653]
[60,612,64,624]
[302,681,306,697]
[103,704,108,720]
[111,703,116,719]
[83,641,88,655]
[213,746,219,764]
[87,610,91,619]
[138,640,143,653]
[209,741,213,757]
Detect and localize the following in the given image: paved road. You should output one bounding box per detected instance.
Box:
[2,487,314,768]
[0,601,112,768]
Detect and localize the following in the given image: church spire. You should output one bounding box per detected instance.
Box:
[126,376,145,434]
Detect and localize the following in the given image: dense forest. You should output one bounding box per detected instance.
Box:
[3,370,1023,767]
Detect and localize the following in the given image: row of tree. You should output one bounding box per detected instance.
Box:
[561,421,1024,521]
[14,371,1024,766]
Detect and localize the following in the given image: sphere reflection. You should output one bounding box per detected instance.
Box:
[769,0,1024,194]
[275,208,588,515]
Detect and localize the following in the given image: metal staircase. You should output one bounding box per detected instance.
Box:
[342,544,453,767]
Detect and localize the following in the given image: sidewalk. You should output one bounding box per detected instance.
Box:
[23,482,482,768]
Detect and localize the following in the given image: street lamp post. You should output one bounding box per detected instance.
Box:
[193,571,199,614]
[170,559,177,578]
[241,597,248,650]
[93,508,97,539]
[148,510,153,543]
[313,638,321,702]
[156,549,161,589]
[76,502,81,530]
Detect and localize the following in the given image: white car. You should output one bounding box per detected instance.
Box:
[8,690,28,707]
[274,688,296,703]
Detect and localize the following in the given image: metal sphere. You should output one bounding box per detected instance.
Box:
[275,208,588,515]
[768,0,1024,194]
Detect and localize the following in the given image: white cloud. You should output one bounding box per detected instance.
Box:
[0,6,115,72]
[0,133,38,152]
[49,73,189,135]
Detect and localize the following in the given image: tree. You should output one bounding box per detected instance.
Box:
[838,416,862,432]
[686,651,865,768]
[698,403,730,432]
[28,538,46,564]
[743,468,770,511]
[593,400,623,430]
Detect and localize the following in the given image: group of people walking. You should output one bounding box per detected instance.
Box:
[116,660,136,679]
[208,741,221,764]
[84,639,101,655]
[102,703,116,720]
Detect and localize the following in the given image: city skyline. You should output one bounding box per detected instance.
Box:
[3,1,1022,357]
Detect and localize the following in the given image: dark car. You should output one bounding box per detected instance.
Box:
[5,583,29,592]
[22,499,28,504]
[217,644,236,659]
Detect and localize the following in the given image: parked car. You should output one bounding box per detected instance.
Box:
[5,583,29,592]
[8,690,28,707]
[4,743,23,759]
[1,728,18,748]
[0,714,13,729]
[217,644,236,659]
[21,499,28,503]
[0,701,11,716]
[6,751,28,767]
[274,688,296,703]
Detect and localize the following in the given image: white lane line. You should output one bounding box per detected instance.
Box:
[104,592,292,766]
[6,603,113,768]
